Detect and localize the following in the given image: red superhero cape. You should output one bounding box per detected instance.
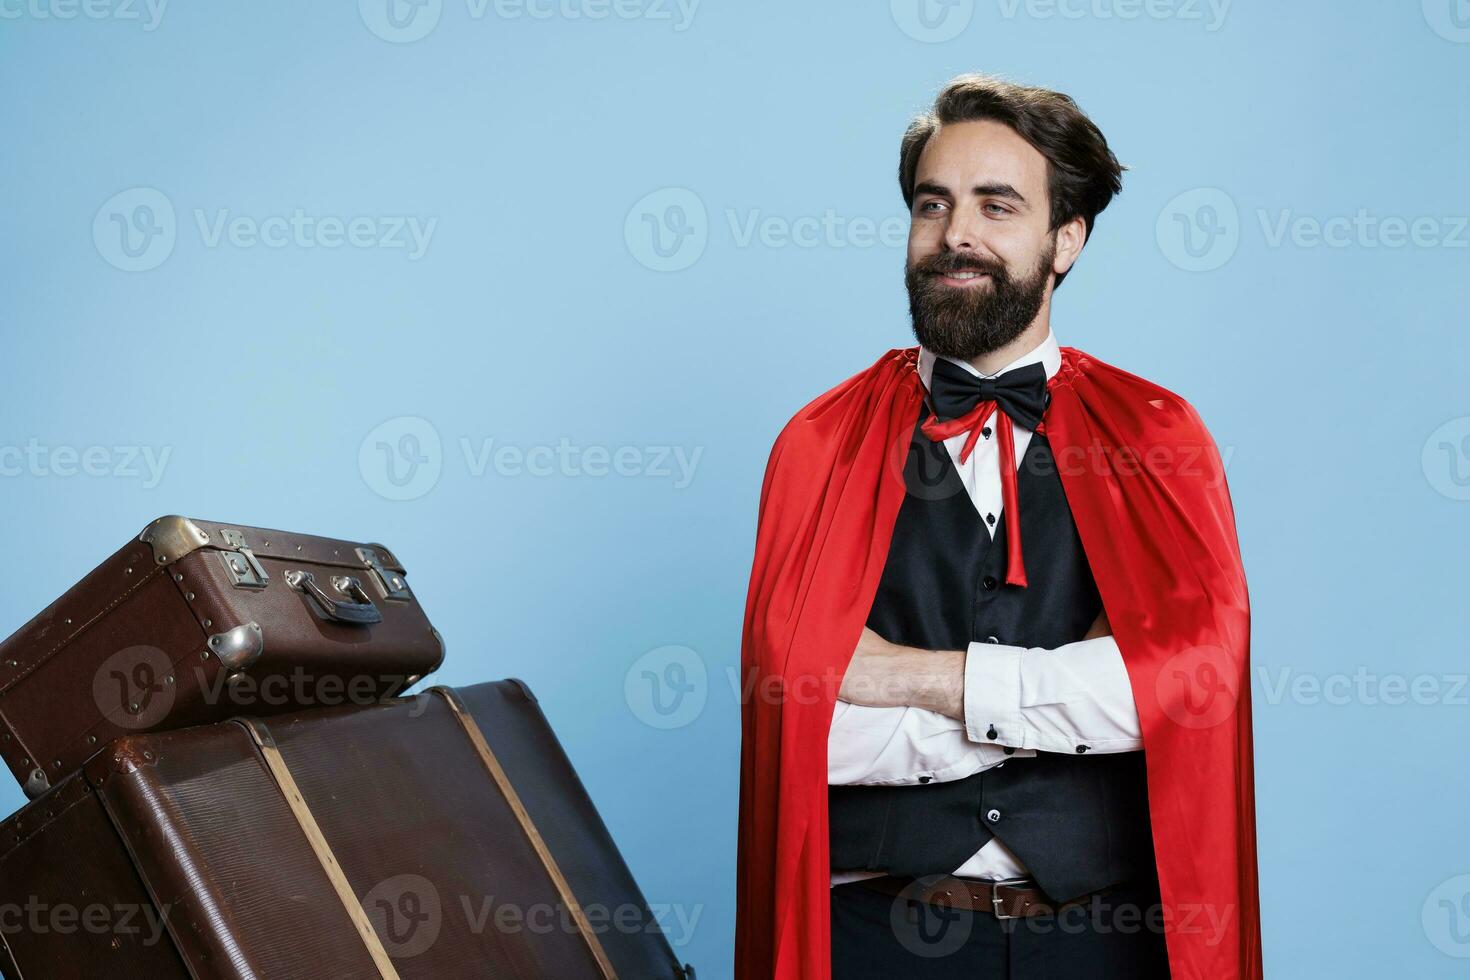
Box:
[735,345,1260,980]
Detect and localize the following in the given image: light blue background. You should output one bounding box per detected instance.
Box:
[2,1,1468,976]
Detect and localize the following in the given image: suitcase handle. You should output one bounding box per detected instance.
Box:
[284,570,384,625]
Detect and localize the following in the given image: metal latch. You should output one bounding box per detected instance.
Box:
[219,528,269,589]
[356,547,412,601]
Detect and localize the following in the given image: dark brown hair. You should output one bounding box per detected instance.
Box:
[899,74,1126,288]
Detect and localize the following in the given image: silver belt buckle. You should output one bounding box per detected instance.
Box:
[988,876,1033,920]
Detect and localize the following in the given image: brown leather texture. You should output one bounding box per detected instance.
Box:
[0,770,192,980]
[92,723,390,979]
[266,692,608,978]
[0,517,444,797]
[455,681,690,980]
[0,680,689,979]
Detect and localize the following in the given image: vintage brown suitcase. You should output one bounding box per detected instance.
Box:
[0,516,444,799]
[0,681,694,980]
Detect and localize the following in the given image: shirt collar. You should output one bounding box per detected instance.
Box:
[916,329,1062,393]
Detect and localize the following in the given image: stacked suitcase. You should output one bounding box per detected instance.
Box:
[0,516,694,979]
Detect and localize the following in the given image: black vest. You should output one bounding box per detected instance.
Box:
[828,406,1157,903]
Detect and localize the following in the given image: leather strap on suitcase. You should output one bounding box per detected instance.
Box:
[241,719,404,980]
[239,692,620,980]
[432,687,619,980]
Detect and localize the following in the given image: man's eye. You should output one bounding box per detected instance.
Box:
[919,201,946,214]
[984,203,1012,216]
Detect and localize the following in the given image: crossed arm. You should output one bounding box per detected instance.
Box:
[830,612,1142,786]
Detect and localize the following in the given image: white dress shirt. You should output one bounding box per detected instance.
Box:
[828,331,1143,887]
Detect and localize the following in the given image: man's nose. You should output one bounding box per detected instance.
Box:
[942,206,984,253]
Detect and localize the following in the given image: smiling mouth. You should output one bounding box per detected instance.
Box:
[935,270,992,285]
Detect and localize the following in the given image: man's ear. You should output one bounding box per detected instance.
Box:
[1052,215,1088,277]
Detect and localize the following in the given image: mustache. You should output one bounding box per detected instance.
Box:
[919,254,1008,277]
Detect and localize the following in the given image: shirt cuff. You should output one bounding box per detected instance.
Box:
[963,640,1025,747]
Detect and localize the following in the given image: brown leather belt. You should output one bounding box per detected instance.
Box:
[854,874,1103,920]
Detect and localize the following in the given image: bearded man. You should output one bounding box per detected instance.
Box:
[735,74,1260,980]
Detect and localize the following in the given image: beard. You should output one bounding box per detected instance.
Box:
[905,238,1055,361]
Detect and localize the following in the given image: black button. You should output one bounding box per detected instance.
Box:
[1075,745,1090,754]
[986,726,998,740]
[981,426,992,438]
[985,513,996,526]
[982,575,999,591]
[918,775,932,783]
[1003,747,1016,755]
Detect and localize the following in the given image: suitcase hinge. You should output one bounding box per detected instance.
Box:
[219,528,270,589]
[355,547,412,601]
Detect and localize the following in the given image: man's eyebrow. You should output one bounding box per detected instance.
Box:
[913,180,1029,205]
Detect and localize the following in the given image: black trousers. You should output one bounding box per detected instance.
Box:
[830,879,1172,979]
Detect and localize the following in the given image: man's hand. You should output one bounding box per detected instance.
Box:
[838,627,966,721]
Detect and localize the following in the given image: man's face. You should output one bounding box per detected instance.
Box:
[905,119,1065,362]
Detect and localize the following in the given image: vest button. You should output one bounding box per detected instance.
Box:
[1075,745,1090,754]
[1003,747,1016,755]
[918,775,932,783]
[986,726,998,740]
[981,426,992,439]
[986,808,1001,823]
[982,575,999,591]
[986,635,1000,644]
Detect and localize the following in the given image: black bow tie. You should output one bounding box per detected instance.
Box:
[920,357,1051,589]
[926,358,1049,430]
